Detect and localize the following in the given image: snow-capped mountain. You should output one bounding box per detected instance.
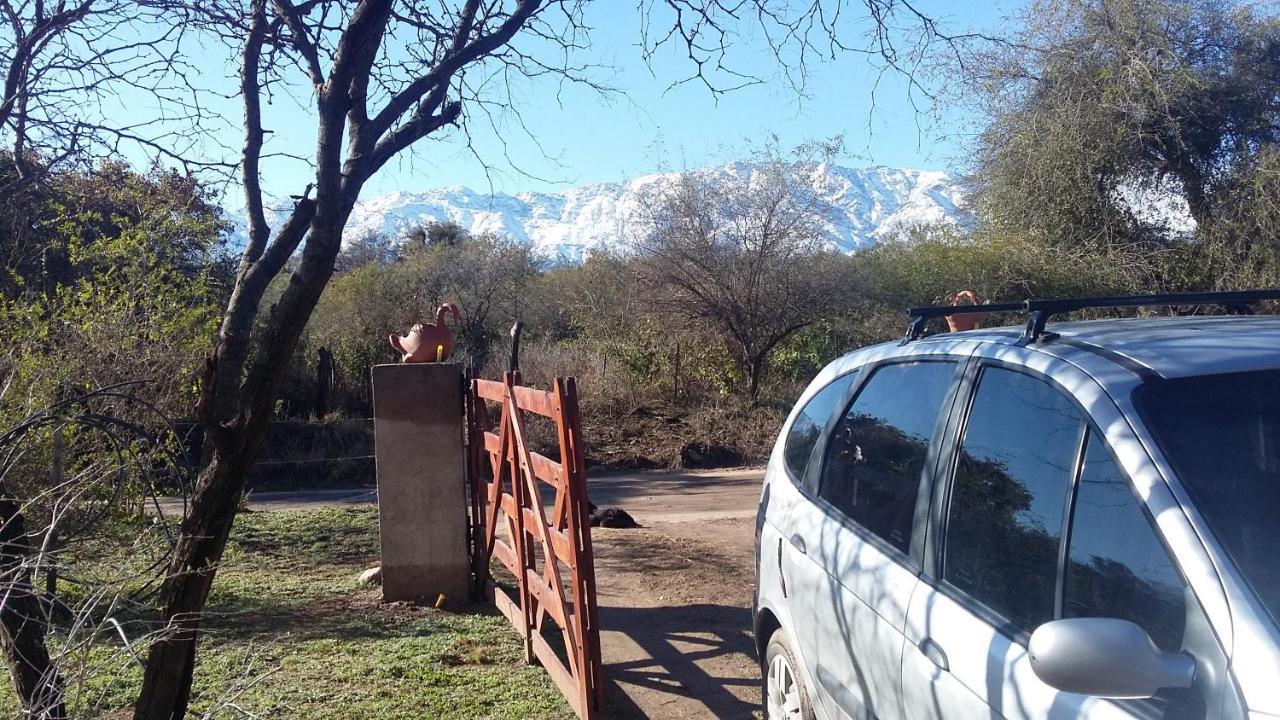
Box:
[249,163,968,262]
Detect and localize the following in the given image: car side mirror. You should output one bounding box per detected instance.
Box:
[1029,618,1196,699]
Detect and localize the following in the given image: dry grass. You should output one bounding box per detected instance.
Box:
[483,341,788,470]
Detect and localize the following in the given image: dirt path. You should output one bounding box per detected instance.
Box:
[595,516,763,719]
[183,466,765,518]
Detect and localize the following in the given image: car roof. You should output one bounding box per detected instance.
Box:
[924,315,1280,379]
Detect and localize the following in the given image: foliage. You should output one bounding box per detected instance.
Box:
[307,228,541,413]
[633,142,850,400]
[0,161,225,717]
[860,227,1151,304]
[1,160,229,297]
[968,0,1280,249]
[0,160,226,438]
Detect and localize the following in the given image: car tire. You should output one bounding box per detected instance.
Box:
[764,630,815,720]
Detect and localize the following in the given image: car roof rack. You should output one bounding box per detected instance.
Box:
[905,289,1280,343]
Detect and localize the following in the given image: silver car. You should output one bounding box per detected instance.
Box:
[754,305,1280,720]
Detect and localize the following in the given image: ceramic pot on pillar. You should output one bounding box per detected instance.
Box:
[390,303,461,363]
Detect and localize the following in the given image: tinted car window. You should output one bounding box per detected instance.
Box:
[784,372,858,480]
[819,361,957,554]
[945,367,1084,631]
[1065,430,1186,652]
[1137,369,1280,629]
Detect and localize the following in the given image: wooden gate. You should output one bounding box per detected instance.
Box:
[467,372,604,719]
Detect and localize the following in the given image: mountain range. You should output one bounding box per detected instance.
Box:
[248,163,970,262]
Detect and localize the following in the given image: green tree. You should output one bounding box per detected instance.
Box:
[1,160,229,298]
[968,0,1280,250]
[0,162,223,717]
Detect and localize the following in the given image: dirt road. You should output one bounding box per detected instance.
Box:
[216,467,763,521]
[204,467,767,718]
[584,468,765,719]
[596,517,763,719]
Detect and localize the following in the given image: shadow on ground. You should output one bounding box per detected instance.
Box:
[602,603,760,719]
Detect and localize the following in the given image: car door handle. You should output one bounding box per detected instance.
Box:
[789,533,807,555]
[918,638,950,672]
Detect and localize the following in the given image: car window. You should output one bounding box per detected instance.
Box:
[1065,430,1187,652]
[944,366,1084,631]
[819,361,957,554]
[1136,369,1280,630]
[784,372,858,481]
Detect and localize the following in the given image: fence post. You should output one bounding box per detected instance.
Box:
[45,422,64,599]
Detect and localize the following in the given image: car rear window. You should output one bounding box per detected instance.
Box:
[819,361,957,554]
[784,372,858,481]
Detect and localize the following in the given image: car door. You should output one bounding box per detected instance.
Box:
[786,359,962,720]
[771,367,861,710]
[901,357,1230,720]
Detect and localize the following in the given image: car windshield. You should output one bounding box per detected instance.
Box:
[1136,369,1280,628]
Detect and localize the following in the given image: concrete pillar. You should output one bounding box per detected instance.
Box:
[372,362,470,604]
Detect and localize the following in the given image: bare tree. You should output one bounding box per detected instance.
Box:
[635,147,845,401]
[407,233,540,369]
[0,1,214,199]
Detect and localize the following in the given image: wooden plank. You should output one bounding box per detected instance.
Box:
[492,538,517,573]
[511,383,557,417]
[474,378,506,402]
[501,494,520,518]
[523,568,568,627]
[505,373,535,665]
[484,431,503,456]
[531,633,585,720]
[520,507,573,561]
[527,451,564,489]
[556,376,604,712]
[493,585,523,628]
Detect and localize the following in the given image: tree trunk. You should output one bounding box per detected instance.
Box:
[746,355,764,403]
[135,214,346,719]
[131,448,254,720]
[0,493,67,720]
[133,463,277,719]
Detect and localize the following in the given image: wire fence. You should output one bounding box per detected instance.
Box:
[176,418,377,490]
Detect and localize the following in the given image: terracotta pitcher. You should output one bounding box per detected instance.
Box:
[944,290,987,333]
[390,303,461,362]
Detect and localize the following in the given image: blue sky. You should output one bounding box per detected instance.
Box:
[120,2,1018,206]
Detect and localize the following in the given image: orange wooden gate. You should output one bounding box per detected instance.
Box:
[467,372,604,719]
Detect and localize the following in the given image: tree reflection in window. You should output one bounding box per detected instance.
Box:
[944,367,1084,631]
[784,372,858,481]
[1065,430,1186,652]
[820,362,957,553]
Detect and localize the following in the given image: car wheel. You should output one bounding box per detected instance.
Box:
[764,630,814,720]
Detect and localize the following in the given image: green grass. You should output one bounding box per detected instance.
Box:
[1,507,571,719]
